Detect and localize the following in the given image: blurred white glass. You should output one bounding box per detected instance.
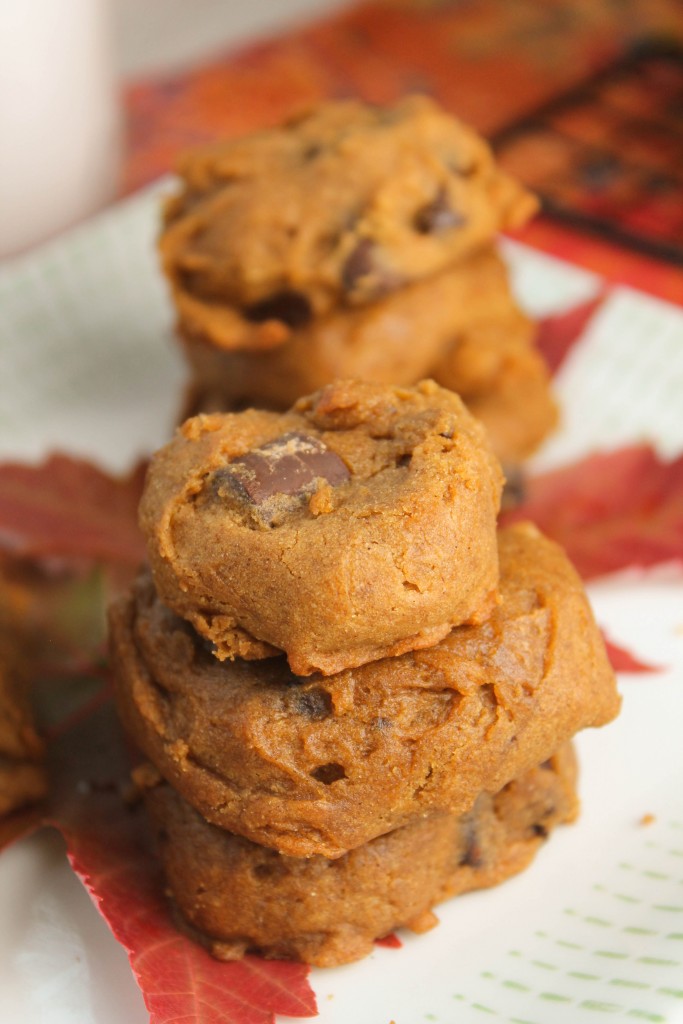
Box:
[0,0,121,258]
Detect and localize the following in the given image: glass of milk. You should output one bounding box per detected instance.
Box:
[0,0,121,258]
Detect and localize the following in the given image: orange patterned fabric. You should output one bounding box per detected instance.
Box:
[124,0,683,304]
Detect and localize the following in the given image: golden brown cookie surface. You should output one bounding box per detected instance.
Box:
[139,380,503,676]
[432,317,558,464]
[176,248,558,468]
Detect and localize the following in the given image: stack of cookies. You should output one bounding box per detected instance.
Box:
[110,379,619,966]
[159,96,557,468]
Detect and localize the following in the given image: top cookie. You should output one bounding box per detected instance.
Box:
[139,379,503,676]
[160,95,537,334]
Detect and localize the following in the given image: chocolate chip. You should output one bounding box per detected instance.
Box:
[531,822,549,838]
[341,238,400,299]
[253,861,284,880]
[460,816,484,868]
[372,717,392,731]
[213,432,350,527]
[292,688,333,721]
[302,144,322,161]
[501,464,526,511]
[342,237,376,292]
[178,267,204,294]
[414,189,465,234]
[244,291,312,328]
[311,762,347,785]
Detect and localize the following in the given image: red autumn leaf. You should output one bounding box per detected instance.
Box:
[0,455,147,567]
[536,291,607,375]
[502,444,683,580]
[602,634,661,674]
[47,691,317,1024]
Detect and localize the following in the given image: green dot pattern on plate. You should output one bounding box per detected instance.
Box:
[448,818,683,1023]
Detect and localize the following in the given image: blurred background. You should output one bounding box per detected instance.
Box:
[115,0,345,76]
[2,0,683,300]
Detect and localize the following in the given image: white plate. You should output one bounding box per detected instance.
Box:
[1,188,683,1024]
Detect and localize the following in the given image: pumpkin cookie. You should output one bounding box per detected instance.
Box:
[138,380,503,676]
[138,744,578,966]
[431,317,558,464]
[179,258,556,467]
[111,524,618,858]
[160,95,537,330]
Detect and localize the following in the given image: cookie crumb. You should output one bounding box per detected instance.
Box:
[168,738,190,767]
[639,813,655,826]
[405,908,439,933]
[309,483,335,516]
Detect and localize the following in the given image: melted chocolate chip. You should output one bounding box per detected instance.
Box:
[302,144,322,161]
[372,716,392,731]
[213,432,350,527]
[341,237,401,299]
[531,822,549,838]
[501,464,526,512]
[253,861,282,880]
[293,688,333,721]
[311,762,347,785]
[244,291,312,328]
[414,189,465,234]
[460,816,484,868]
[342,237,377,292]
